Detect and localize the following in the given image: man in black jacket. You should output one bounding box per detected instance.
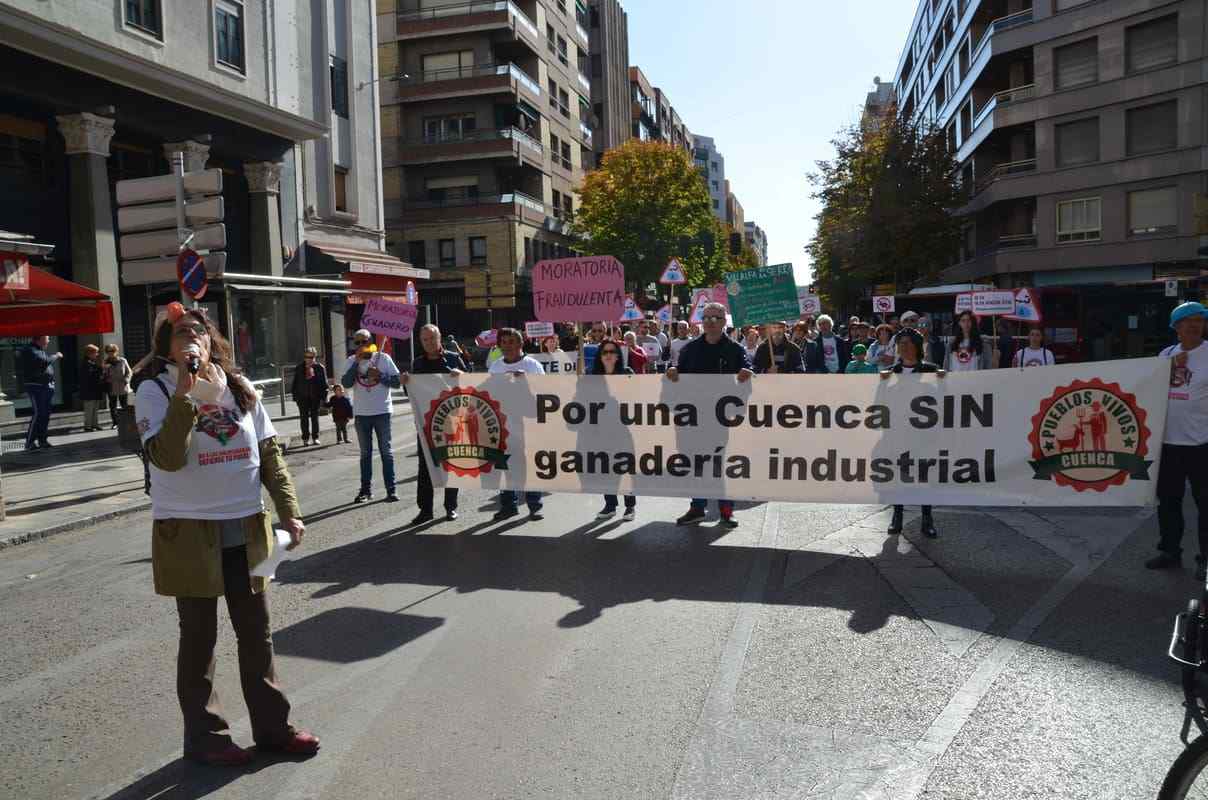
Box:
[665,303,753,528]
[805,315,851,374]
[402,324,468,526]
[752,322,804,373]
[22,335,62,451]
[290,347,329,446]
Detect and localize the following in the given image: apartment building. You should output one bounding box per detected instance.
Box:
[725,179,744,233]
[654,87,692,153]
[692,134,727,221]
[745,221,769,266]
[587,0,630,167]
[862,77,896,130]
[378,0,591,328]
[893,0,1207,360]
[0,0,407,411]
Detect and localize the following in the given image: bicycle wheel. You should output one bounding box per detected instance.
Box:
[1160,736,1208,799]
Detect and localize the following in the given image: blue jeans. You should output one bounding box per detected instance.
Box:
[354,413,395,493]
[691,498,733,515]
[500,491,542,512]
[25,383,53,448]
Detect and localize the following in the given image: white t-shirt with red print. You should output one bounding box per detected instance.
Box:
[136,367,276,520]
[1160,341,1208,446]
[344,351,400,417]
[947,339,982,372]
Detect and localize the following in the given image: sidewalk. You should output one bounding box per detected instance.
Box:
[0,398,413,549]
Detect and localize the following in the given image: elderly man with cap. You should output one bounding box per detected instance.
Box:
[341,329,402,504]
[1147,301,1208,578]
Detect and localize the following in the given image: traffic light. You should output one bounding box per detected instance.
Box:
[729,232,742,257]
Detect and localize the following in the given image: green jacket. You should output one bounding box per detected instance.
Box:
[147,395,301,597]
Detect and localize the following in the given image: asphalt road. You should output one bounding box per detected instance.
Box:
[0,414,1202,800]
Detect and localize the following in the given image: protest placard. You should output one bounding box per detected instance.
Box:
[725,264,798,326]
[532,256,625,322]
[525,321,555,339]
[972,290,1016,316]
[359,297,418,340]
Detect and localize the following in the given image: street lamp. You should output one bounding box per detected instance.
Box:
[356,73,409,91]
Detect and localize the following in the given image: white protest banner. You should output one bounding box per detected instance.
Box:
[531,351,579,374]
[873,296,895,314]
[972,290,1016,316]
[955,293,973,315]
[409,358,1168,507]
[525,321,555,340]
[360,297,419,339]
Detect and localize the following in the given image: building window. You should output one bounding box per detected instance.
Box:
[711,180,719,191]
[1128,186,1177,235]
[1054,38,1097,90]
[549,133,561,167]
[524,236,532,267]
[712,199,719,210]
[214,0,245,72]
[1055,117,1098,167]
[563,194,573,219]
[1056,197,1101,243]
[423,114,476,142]
[710,161,718,172]
[408,240,426,267]
[1126,15,1178,74]
[1126,101,1177,156]
[590,5,599,27]
[438,239,456,268]
[421,50,474,79]
[557,0,567,14]
[546,23,556,52]
[556,35,568,66]
[558,89,570,118]
[561,140,571,170]
[330,55,349,118]
[548,78,558,109]
[469,236,488,266]
[552,189,562,217]
[334,167,348,212]
[124,0,162,39]
[425,176,479,205]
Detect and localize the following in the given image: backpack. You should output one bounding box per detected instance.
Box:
[116,378,170,495]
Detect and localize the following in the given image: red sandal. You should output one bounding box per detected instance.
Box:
[260,729,320,757]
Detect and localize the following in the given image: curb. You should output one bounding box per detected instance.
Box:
[0,405,416,552]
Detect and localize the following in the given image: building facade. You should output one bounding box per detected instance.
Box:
[378,0,589,331]
[653,87,692,152]
[893,0,1207,360]
[745,221,768,266]
[862,76,896,130]
[0,0,406,410]
[725,179,744,233]
[692,134,727,221]
[587,0,630,167]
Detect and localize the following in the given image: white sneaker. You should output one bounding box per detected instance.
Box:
[597,507,616,519]
[622,507,635,520]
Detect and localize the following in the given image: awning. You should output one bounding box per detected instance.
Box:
[0,257,114,336]
[309,241,429,280]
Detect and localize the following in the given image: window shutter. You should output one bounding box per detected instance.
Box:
[1127,15,1177,73]
[1128,187,1177,232]
[1126,101,1177,155]
[1054,38,1097,89]
[1056,118,1099,167]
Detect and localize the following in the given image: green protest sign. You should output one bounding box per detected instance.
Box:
[724,263,799,326]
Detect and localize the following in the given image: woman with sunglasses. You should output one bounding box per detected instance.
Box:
[289,347,328,446]
[133,303,317,767]
[590,341,637,519]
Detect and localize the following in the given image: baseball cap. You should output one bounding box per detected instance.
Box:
[852,343,868,357]
[1170,301,1208,329]
[353,328,372,341]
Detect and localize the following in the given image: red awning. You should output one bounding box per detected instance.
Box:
[0,258,115,336]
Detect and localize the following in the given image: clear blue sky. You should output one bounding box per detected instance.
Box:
[625,0,918,286]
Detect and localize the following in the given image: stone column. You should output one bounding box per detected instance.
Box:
[57,112,122,353]
[162,140,211,172]
[244,161,289,368]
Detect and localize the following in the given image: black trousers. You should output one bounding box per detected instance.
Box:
[107,392,128,426]
[416,451,458,514]
[296,400,321,440]
[1157,442,1208,559]
[893,505,933,516]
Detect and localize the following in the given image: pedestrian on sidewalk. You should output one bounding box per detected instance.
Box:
[591,340,636,520]
[1147,302,1208,578]
[79,345,106,432]
[102,343,132,430]
[290,347,328,446]
[21,334,61,451]
[402,324,466,526]
[881,329,945,539]
[341,329,401,504]
[325,384,353,443]
[488,328,546,521]
[667,302,753,529]
[134,302,318,767]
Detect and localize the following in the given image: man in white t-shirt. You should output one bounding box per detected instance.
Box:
[340,328,402,504]
[669,321,691,366]
[1148,302,1208,578]
[488,327,545,520]
[1012,326,1056,368]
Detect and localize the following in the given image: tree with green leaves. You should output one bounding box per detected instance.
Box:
[576,140,736,297]
[807,105,963,312]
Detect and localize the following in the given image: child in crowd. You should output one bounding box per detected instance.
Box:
[844,343,879,374]
[326,383,353,443]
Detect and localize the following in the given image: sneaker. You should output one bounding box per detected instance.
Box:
[301,438,310,447]
[597,507,617,519]
[493,507,519,521]
[410,510,434,526]
[529,509,545,521]
[1146,553,1182,570]
[921,516,938,539]
[719,515,739,529]
[24,442,39,452]
[312,437,320,446]
[676,508,707,526]
[445,509,459,521]
[354,490,372,504]
[384,492,399,503]
[622,507,636,521]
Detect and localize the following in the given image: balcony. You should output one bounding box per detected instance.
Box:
[974,157,1037,194]
[972,8,1033,60]
[392,62,541,105]
[577,71,590,94]
[395,1,540,50]
[385,127,545,169]
[394,191,547,226]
